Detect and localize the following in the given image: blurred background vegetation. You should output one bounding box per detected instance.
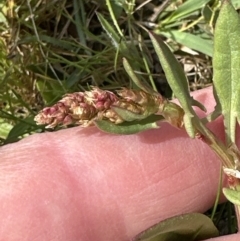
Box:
[0,0,239,235]
[1,0,233,145]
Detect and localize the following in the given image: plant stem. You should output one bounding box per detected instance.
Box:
[195,119,240,230]
[195,119,234,168]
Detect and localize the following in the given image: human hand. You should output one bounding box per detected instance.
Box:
[0,87,239,241]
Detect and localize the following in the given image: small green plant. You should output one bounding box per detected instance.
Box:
[34,0,240,240]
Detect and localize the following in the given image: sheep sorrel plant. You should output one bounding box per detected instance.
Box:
[35,0,240,240]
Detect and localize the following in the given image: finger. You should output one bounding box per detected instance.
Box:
[0,87,234,241]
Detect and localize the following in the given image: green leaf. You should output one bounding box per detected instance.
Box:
[36,79,66,104]
[111,106,147,121]
[94,115,163,134]
[133,213,219,241]
[162,0,211,24]
[232,0,240,9]
[0,121,13,139]
[223,187,240,206]
[0,4,8,24]
[160,31,213,57]
[212,0,240,144]
[5,117,37,144]
[202,5,213,23]
[149,32,206,138]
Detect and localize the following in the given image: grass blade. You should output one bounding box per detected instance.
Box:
[122,58,155,94]
[162,0,211,24]
[160,30,213,57]
[106,0,123,37]
[96,12,128,52]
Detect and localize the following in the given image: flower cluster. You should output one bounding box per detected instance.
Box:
[34,87,165,129]
[34,87,118,128]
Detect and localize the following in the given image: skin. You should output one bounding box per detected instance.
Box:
[0,87,240,241]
